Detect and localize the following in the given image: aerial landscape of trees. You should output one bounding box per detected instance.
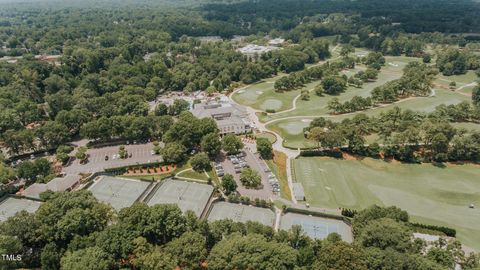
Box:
[0,0,480,268]
[1,191,478,270]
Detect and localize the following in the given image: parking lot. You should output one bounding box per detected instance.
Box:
[215,148,276,200]
[63,143,162,174]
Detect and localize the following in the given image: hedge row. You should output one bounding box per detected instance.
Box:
[104,161,169,175]
[284,207,351,225]
[341,208,358,218]
[299,149,343,158]
[410,222,457,237]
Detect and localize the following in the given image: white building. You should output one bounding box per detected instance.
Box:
[191,101,252,136]
[268,38,285,47]
[237,44,280,57]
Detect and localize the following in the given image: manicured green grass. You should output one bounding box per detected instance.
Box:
[232,40,345,113]
[231,74,300,112]
[266,118,315,149]
[293,156,480,250]
[177,169,209,182]
[260,56,416,123]
[451,122,480,133]
[436,70,478,86]
[255,132,277,144]
[267,82,472,149]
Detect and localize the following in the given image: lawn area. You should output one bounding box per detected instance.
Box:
[231,74,300,112]
[266,118,315,149]
[265,150,292,201]
[255,132,277,144]
[177,169,209,182]
[452,122,480,132]
[266,84,472,149]
[260,55,417,123]
[293,156,480,250]
[232,40,347,113]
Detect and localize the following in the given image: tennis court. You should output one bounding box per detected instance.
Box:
[0,197,42,221]
[146,179,214,217]
[280,213,352,242]
[207,202,275,227]
[88,176,151,210]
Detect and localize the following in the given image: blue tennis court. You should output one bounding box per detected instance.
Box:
[280,213,352,242]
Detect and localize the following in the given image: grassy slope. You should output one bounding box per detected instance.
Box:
[293,156,480,250]
[265,150,292,201]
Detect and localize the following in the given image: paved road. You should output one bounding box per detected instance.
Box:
[63,143,162,174]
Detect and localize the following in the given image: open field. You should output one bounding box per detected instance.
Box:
[0,197,42,221]
[292,157,480,250]
[280,212,352,242]
[146,179,213,217]
[88,176,151,210]
[207,201,275,227]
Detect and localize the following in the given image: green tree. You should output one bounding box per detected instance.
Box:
[169,99,190,116]
[221,174,237,195]
[60,247,114,270]
[40,242,63,270]
[118,145,127,159]
[161,142,187,163]
[208,233,298,270]
[352,205,409,236]
[164,231,208,270]
[472,86,480,105]
[190,152,211,172]
[16,158,52,182]
[201,133,222,159]
[357,218,412,252]
[75,146,88,163]
[154,103,169,116]
[222,134,243,155]
[256,137,273,159]
[322,76,347,95]
[132,238,176,270]
[34,121,70,149]
[0,162,16,184]
[239,168,262,188]
[56,145,73,165]
[313,241,367,270]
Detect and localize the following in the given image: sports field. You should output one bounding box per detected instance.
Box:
[88,176,151,210]
[0,197,42,221]
[146,179,213,217]
[207,201,275,227]
[280,213,352,242]
[292,157,480,249]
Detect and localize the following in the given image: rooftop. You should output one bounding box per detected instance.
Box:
[237,44,280,55]
[23,174,81,199]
